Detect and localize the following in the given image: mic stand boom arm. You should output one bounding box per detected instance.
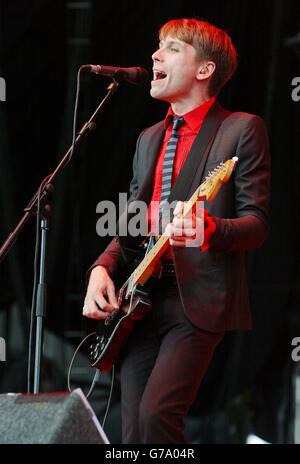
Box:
[0,79,120,393]
[0,80,120,263]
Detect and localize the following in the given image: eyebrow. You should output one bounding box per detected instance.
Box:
[159,39,181,47]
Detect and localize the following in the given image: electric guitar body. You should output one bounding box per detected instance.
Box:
[90,282,152,372]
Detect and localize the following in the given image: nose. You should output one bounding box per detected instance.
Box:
[152,48,162,62]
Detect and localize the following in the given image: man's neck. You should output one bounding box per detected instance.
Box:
[170,94,211,116]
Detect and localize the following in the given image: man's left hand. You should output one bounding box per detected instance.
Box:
[165,201,205,247]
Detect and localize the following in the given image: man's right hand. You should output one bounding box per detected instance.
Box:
[82,266,119,320]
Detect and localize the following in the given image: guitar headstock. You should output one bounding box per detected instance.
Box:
[199,156,238,202]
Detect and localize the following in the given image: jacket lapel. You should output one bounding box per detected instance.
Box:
[135,121,165,203]
[168,101,229,204]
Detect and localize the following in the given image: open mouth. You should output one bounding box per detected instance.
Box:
[153,70,167,81]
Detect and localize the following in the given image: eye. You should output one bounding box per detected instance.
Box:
[170,47,179,52]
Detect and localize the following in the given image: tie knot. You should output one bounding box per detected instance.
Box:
[172,117,184,132]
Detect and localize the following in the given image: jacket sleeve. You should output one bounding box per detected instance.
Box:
[210,115,270,251]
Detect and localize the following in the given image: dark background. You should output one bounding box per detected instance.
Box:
[0,0,300,444]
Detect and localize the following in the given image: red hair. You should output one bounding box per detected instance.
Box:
[159,18,238,96]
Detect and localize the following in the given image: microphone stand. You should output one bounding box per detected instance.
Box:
[0,79,120,393]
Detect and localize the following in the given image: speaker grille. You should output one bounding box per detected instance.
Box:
[0,388,109,444]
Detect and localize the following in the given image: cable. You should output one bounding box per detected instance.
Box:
[101,365,115,429]
[67,332,115,429]
[27,67,83,392]
[86,369,102,398]
[67,331,96,393]
[64,67,82,167]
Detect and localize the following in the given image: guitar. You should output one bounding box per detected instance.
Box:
[89,157,238,372]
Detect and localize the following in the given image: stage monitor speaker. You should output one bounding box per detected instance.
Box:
[0,388,109,444]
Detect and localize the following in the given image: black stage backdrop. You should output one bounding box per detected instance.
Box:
[0,0,300,444]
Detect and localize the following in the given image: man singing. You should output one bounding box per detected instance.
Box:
[83,18,270,444]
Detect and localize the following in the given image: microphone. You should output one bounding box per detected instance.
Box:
[81,64,149,85]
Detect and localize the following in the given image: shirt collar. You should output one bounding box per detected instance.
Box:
[164,97,216,131]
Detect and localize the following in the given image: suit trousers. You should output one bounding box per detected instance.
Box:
[118,276,224,444]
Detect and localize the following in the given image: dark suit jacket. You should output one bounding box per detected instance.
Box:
[91,101,270,332]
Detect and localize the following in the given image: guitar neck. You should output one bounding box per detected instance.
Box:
[129,187,206,288]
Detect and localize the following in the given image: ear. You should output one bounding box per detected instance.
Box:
[196,61,216,82]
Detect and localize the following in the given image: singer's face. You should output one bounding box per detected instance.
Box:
[150,36,202,104]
